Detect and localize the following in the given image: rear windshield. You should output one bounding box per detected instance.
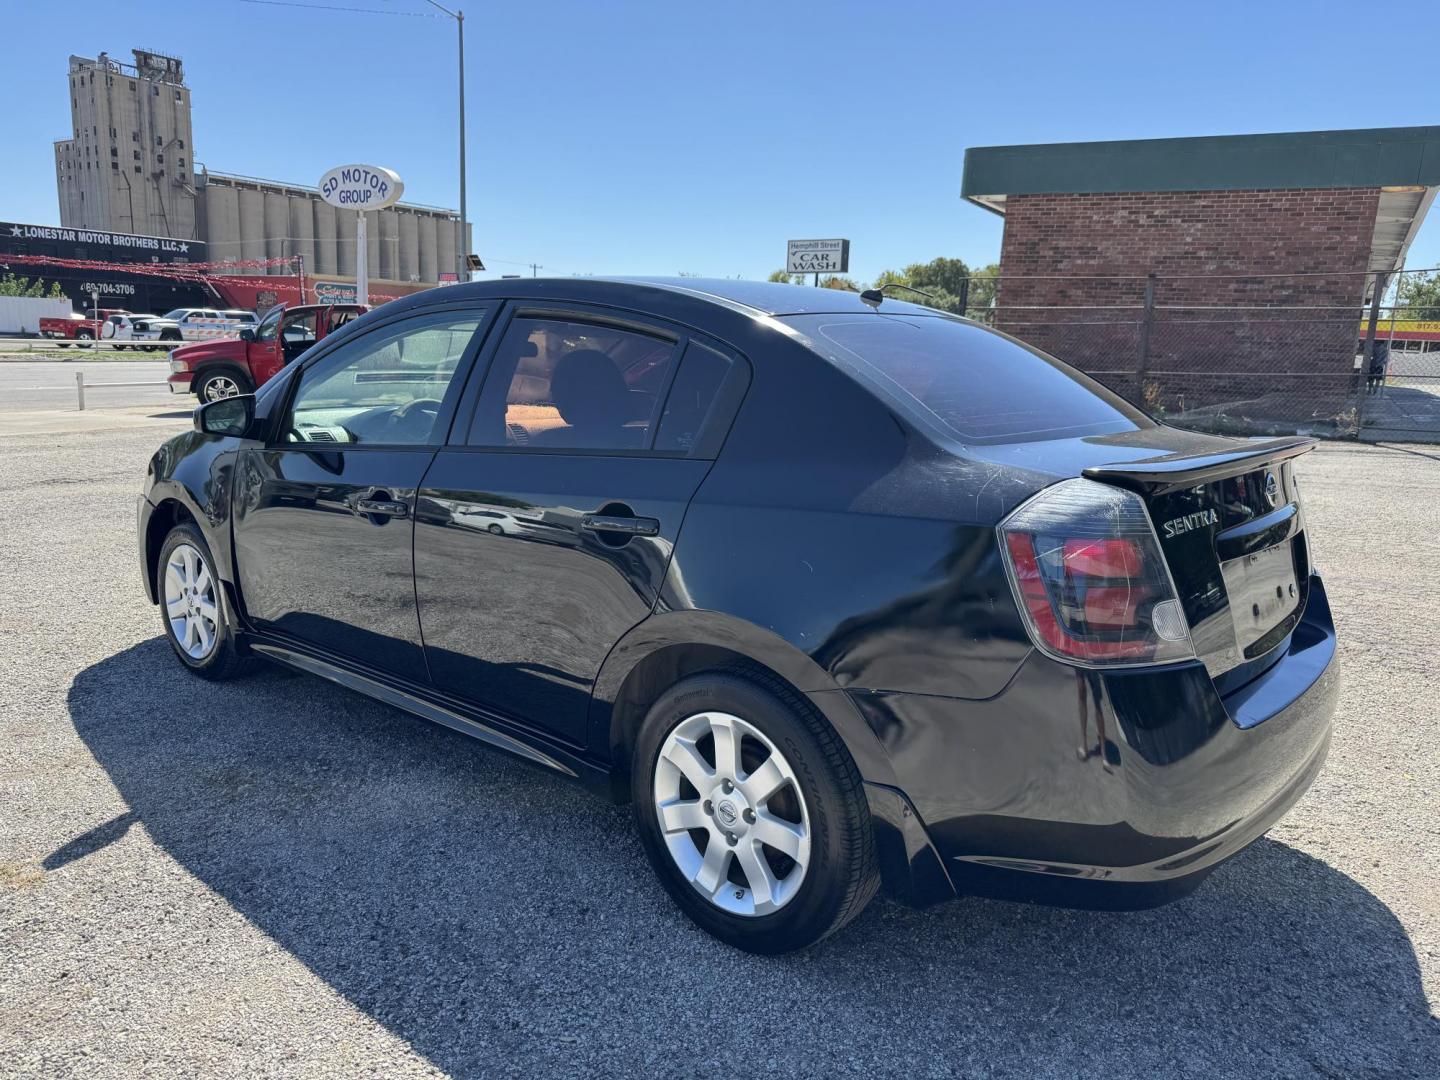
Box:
[786,313,1152,444]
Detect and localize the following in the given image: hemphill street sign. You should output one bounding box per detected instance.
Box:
[787,239,850,275]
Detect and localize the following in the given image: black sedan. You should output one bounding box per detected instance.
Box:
[138,278,1338,953]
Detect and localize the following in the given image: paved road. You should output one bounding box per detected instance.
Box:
[0,361,173,413]
[0,416,1437,1078]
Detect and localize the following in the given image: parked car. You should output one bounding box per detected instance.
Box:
[166,302,368,402]
[101,312,163,351]
[134,307,255,346]
[39,308,129,347]
[137,278,1338,953]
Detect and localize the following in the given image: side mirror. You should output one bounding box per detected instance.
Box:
[239,328,255,342]
[194,394,256,438]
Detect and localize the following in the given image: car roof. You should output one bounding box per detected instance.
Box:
[388,276,945,320]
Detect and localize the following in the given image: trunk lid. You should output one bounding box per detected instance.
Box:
[978,428,1315,676]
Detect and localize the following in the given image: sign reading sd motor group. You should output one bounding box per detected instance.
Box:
[786,238,849,275]
[317,165,405,210]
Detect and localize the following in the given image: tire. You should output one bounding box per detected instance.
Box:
[156,523,253,681]
[487,524,504,535]
[75,330,94,349]
[160,329,181,342]
[632,671,879,954]
[56,343,71,349]
[195,369,253,402]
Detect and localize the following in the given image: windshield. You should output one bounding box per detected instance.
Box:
[785,313,1152,444]
[160,309,190,321]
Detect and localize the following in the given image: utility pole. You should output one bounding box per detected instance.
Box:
[529,263,543,277]
[424,1,467,283]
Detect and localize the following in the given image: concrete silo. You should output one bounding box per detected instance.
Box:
[264,192,289,272]
[288,195,316,276]
[399,212,420,283]
[313,200,337,276]
[436,218,457,283]
[238,187,266,264]
[204,184,242,273]
[418,214,439,283]
[335,207,357,277]
[378,208,399,282]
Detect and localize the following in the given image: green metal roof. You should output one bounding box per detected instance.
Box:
[961,126,1440,210]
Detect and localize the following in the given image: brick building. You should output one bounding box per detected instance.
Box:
[961,127,1440,429]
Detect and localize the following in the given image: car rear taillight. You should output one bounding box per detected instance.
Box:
[999,478,1194,667]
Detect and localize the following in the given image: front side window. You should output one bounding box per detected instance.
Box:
[467,317,678,451]
[786,313,1153,444]
[283,311,484,446]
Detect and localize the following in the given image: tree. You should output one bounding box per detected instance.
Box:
[0,273,64,298]
[866,258,1002,319]
[767,269,802,284]
[1396,270,1440,320]
[817,275,859,291]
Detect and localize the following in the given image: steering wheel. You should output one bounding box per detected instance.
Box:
[389,397,443,438]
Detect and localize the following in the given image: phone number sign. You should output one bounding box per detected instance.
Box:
[786,239,850,275]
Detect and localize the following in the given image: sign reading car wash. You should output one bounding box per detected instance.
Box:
[317,164,404,306]
[787,238,850,275]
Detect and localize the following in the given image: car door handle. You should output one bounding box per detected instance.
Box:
[355,497,409,518]
[581,513,659,537]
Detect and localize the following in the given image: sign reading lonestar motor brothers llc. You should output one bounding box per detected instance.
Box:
[317,165,405,210]
[2,221,202,260]
[786,239,850,275]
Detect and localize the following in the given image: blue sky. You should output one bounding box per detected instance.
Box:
[7,0,1440,281]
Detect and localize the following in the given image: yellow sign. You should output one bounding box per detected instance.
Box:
[1361,320,1440,335]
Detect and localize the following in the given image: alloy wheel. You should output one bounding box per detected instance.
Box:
[164,543,220,660]
[653,710,811,917]
[202,376,241,401]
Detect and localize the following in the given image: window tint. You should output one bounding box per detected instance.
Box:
[255,305,283,342]
[283,312,483,446]
[654,341,733,452]
[468,317,678,451]
[786,313,1152,444]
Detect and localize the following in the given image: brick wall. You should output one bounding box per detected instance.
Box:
[992,187,1381,427]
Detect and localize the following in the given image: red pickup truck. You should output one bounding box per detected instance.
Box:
[39,309,129,347]
[167,302,367,401]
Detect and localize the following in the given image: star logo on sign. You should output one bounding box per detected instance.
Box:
[9,226,21,237]
[177,243,188,252]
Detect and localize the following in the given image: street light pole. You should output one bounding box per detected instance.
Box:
[425,0,468,283]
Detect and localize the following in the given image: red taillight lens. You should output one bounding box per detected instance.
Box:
[999,479,1194,667]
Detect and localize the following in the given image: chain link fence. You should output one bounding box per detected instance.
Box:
[946,268,1440,442]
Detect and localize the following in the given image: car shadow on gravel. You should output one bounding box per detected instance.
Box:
[67,640,1438,1078]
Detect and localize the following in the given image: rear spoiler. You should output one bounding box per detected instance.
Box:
[1082,437,1316,495]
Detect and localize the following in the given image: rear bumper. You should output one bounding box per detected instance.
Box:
[852,573,1338,909]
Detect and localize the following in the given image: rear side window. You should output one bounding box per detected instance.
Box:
[467,317,678,451]
[786,313,1152,444]
[654,341,733,453]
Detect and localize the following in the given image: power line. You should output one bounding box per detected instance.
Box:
[237,0,443,16]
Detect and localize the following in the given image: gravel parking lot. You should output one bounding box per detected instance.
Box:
[1,406,1437,1078]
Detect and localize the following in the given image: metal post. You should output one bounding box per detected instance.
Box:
[1137,272,1157,397]
[957,276,971,319]
[296,253,306,305]
[356,213,369,307]
[1357,270,1387,429]
[457,10,467,282]
[76,371,85,412]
